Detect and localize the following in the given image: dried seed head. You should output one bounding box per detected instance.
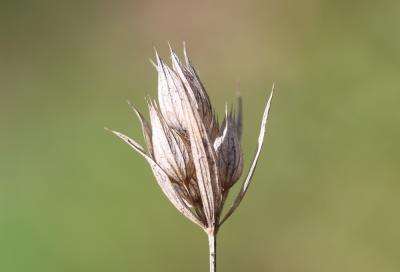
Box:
[110,44,274,233]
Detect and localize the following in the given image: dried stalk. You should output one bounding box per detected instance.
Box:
[108,44,274,272]
[208,231,217,272]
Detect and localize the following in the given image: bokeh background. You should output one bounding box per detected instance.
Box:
[1,0,399,271]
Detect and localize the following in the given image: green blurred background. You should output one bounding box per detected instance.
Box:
[1,0,399,271]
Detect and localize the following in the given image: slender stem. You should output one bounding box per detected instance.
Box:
[208,231,217,272]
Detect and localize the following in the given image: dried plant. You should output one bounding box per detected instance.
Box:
[108,44,273,272]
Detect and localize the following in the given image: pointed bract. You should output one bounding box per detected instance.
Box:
[128,102,153,157]
[173,74,222,228]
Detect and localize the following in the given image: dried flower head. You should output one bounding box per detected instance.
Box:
[108,44,273,272]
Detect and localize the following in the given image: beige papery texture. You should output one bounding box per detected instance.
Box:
[108,45,273,272]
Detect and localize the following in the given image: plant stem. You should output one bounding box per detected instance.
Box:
[208,231,217,272]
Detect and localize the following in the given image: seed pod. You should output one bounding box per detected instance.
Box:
[149,101,194,183]
[170,47,216,133]
[214,108,243,189]
[155,52,187,131]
